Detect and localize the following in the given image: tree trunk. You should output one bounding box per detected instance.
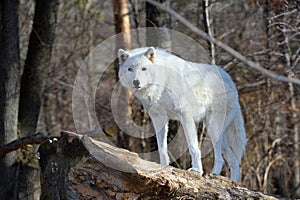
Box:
[146,0,171,49]
[0,0,22,199]
[288,75,299,197]
[113,0,131,61]
[17,0,59,199]
[283,5,300,196]
[38,131,280,199]
[113,0,133,150]
[18,0,58,139]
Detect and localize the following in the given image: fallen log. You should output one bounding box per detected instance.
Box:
[38,131,279,199]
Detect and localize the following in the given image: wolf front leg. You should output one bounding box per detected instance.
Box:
[149,110,169,165]
[180,114,203,175]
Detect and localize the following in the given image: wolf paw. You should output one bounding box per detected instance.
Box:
[188,168,203,175]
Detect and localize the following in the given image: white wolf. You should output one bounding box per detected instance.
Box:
[118,47,247,182]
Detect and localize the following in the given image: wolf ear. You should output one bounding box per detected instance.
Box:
[118,49,130,65]
[144,47,156,63]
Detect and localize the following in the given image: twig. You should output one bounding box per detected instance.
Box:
[238,80,266,90]
[268,9,297,20]
[145,0,300,86]
[0,132,57,159]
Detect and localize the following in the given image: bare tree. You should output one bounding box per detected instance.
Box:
[280,4,300,197]
[113,0,133,150]
[201,0,215,64]
[17,1,59,198]
[0,0,22,199]
[113,0,131,71]
[146,0,171,48]
[0,0,59,199]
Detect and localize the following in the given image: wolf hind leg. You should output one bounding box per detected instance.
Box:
[223,146,240,182]
[223,114,246,182]
[206,118,224,175]
[211,140,224,175]
[206,111,235,176]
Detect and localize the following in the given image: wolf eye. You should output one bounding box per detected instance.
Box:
[128,67,133,72]
[142,67,147,71]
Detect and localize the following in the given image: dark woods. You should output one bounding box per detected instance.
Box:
[0,0,299,199]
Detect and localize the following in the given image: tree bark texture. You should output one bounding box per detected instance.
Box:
[17,0,59,199]
[38,131,280,200]
[113,0,131,50]
[18,0,59,138]
[0,0,22,198]
[113,0,133,151]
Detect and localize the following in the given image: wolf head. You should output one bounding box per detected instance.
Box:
[118,47,156,91]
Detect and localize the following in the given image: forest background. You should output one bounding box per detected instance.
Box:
[0,0,299,199]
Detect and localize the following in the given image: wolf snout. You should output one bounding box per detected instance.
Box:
[133,80,140,88]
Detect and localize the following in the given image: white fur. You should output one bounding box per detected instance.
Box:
[118,47,247,182]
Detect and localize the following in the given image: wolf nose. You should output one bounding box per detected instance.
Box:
[133,80,140,88]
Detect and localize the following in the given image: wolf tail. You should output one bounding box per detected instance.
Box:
[223,108,247,181]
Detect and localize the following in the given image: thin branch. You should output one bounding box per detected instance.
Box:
[202,0,216,64]
[262,155,290,192]
[238,80,266,90]
[268,9,297,20]
[0,132,56,159]
[145,0,300,86]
